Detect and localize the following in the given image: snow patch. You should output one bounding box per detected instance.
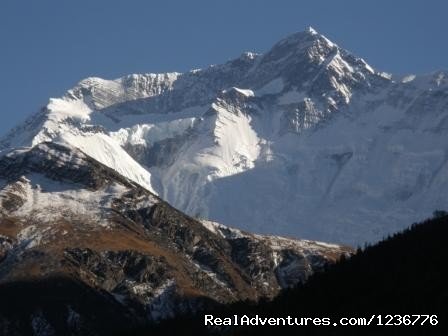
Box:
[379,72,393,80]
[60,132,156,193]
[17,225,50,249]
[306,26,318,35]
[7,174,129,229]
[402,75,416,83]
[47,98,92,123]
[110,117,196,147]
[233,88,254,97]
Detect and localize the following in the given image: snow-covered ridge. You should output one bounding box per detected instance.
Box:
[4,175,128,235]
[201,220,342,252]
[69,72,181,110]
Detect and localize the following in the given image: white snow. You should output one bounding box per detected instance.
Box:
[17,225,50,249]
[71,72,180,109]
[379,72,393,80]
[360,58,375,74]
[200,220,246,239]
[110,117,196,148]
[402,74,416,83]
[191,259,230,289]
[60,132,156,193]
[1,28,447,247]
[3,174,129,233]
[47,97,92,122]
[29,98,93,147]
[154,100,261,218]
[201,219,345,256]
[241,51,258,60]
[306,26,318,35]
[232,88,254,97]
[171,80,448,245]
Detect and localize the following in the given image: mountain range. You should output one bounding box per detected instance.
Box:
[2,27,447,245]
[0,27,447,335]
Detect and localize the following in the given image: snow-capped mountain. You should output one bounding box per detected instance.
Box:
[0,141,349,334]
[2,27,448,245]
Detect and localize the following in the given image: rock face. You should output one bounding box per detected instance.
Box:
[2,28,447,245]
[0,142,350,335]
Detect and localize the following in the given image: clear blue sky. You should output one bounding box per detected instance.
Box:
[1,0,447,136]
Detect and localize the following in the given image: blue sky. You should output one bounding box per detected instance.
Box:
[1,0,447,136]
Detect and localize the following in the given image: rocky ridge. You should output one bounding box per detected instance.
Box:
[0,142,350,335]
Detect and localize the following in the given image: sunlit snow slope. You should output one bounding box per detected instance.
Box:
[2,27,447,245]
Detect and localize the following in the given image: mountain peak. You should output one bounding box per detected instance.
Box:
[1,28,445,249]
[305,26,318,35]
[271,27,336,55]
[239,51,259,60]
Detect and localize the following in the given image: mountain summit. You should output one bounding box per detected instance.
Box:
[1,29,448,245]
